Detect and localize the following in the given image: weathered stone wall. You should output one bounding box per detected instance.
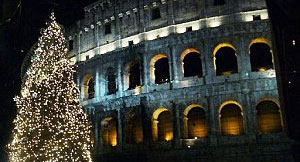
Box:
[65,0,294,162]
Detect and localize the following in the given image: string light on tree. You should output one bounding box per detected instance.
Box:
[8,12,93,162]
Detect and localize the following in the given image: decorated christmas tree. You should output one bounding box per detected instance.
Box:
[8,13,93,162]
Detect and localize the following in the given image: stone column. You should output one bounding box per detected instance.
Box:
[143,52,150,92]
[167,0,175,26]
[141,97,151,146]
[137,0,145,33]
[242,92,256,142]
[98,118,104,152]
[139,57,144,86]
[95,68,100,99]
[76,31,81,62]
[168,46,175,90]
[95,14,100,48]
[239,36,251,80]
[183,116,188,138]
[170,46,180,82]
[117,109,123,151]
[99,63,106,97]
[203,40,214,84]
[172,102,181,147]
[117,60,124,97]
[78,75,85,101]
[207,96,218,145]
[114,3,122,49]
[152,120,159,141]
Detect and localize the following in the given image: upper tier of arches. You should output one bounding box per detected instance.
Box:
[80,38,274,100]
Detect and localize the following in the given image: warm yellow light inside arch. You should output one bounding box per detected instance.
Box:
[249,38,272,52]
[152,107,172,141]
[218,101,244,135]
[212,43,237,72]
[183,104,206,138]
[256,97,283,134]
[218,100,243,114]
[101,117,117,147]
[83,74,94,99]
[150,54,168,84]
[180,48,201,75]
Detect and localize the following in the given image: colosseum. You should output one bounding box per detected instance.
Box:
[64,0,294,161]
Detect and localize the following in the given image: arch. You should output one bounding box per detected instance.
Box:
[256,97,280,108]
[218,101,243,114]
[213,43,237,57]
[249,38,274,72]
[249,38,272,49]
[83,74,95,99]
[180,48,201,61]
[152,108,169,120]
[150,54,170,84]
[213,43,238,76]
[101,117,117,146]
[183,104,203,116]
[125,113,143,144]
[219,101,244,135]
[183,104,207,138]
[124,61,142,90]
[180,48,203,78]
[256,99,283,134]
[152,108,173,141]
[107,67,117,95]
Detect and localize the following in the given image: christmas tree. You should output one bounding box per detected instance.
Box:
[8,13,93,162]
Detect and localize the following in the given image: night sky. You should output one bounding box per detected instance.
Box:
[0,0,97,160]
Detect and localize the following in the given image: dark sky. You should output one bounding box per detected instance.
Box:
[0,0,97,160]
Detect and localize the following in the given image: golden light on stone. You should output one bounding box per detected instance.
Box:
[164,133,173,141]
[258,67,267,72]
[219,101,244,136]
[101,117,117,147]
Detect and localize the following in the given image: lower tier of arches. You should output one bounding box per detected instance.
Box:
[86,97,286,153]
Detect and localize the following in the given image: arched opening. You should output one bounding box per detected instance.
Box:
[125,114,143,144]
[183,52,203,78]
[128,63,141,89]
[83,75,95,100]
[257,100,282,133]
[87,78,95,99]
[152,108,173,141]
[107,68,117,95]
[101,117,117,146]
[214,44,238,76]
[250,43,273,72]
[186,107,207,138]
[154,58,170,84]
[157,111,173,141]
[220,103,244,135]
[150,54,170,84]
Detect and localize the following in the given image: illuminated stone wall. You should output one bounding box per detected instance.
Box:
[66,0,294,162]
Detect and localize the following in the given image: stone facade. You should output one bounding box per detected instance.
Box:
[65,0,294,161]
